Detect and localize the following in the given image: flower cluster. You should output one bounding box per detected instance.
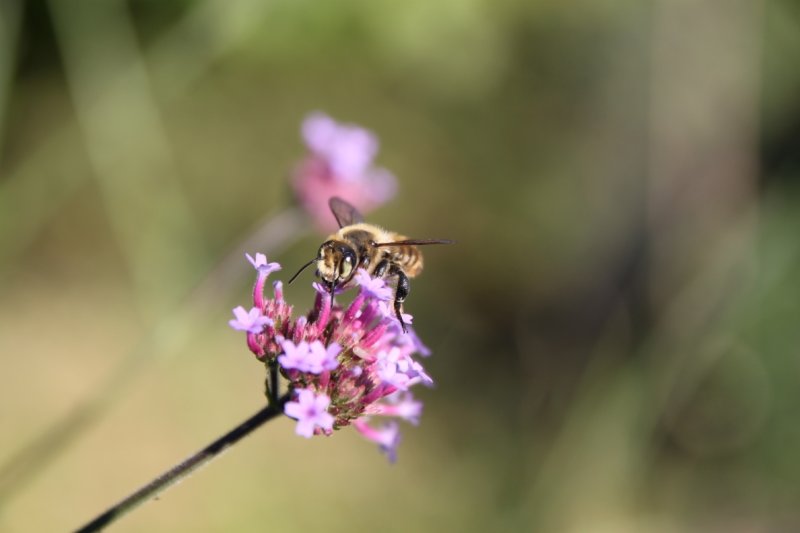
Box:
[292,112,397,230]
[229,252,432,462]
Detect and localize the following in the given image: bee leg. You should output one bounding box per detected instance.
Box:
[388,264,410,333]
[373,258,390,278]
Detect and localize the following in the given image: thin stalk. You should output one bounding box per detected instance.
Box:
[74,396,289,533]
[267,359,280,406]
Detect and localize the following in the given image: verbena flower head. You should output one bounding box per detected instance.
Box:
[292,112,397,230]
[229,252,433,461]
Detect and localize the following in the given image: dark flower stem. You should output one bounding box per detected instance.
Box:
[267,360,280,406]
[74,395,289,533]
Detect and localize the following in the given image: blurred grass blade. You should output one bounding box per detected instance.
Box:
[48,0,206,314]
[0,0,22,161]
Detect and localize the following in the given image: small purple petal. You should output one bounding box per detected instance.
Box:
[278,340,311,372]
[375,422,401,463]
[246,252,281,275]
[306,341,341,373]
[313,281,346,296]
[284,389,334,438]
[354,269,393,301]
[273,280,284,301]
[354,420,401,463]
[279,340,340,374]
[409,359,434,388]
[383,392,423,425]
[229,306,273,333]
[378,301,413,325]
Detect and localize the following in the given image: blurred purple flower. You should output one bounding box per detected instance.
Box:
[375,347,433,390]
[371,392,423,425]
[292,112,397,230]
[353,420,402,463]
[302,112,378,179]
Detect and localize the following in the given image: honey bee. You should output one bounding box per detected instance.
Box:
[289,197,452,332]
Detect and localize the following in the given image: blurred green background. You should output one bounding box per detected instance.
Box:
[2,0,800,531]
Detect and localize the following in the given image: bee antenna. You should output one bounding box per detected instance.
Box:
[288,258,316,285]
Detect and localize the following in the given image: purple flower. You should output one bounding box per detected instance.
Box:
[228,306,273,334]
[284,389,335,438]
[375,348,405,388]
[354,269,393,301]
[247,252,281,310]
[354,420,402,463]
[375,347,432,390]
[246,252,281,275]
[408,359,434,387]
[303,112,378,180]
[278,340,312,371]
[232,251,435,460]
[279,340,340,374]
[395,401,422,426]
[381,392,423,425]
[307,341,341,373]
[292,112,397,231]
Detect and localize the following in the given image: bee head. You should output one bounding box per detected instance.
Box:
[316,241,357,284]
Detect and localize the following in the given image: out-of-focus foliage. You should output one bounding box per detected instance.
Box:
[1,0,800,531]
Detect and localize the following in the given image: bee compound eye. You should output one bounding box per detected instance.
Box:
[340,259,354,277]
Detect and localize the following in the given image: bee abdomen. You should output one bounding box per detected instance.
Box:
[391,245,423,278]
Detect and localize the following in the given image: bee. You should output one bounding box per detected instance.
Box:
[289,197,452,333]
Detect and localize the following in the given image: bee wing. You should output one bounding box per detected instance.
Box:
[329,197,364,228]
[374,239,455,247]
